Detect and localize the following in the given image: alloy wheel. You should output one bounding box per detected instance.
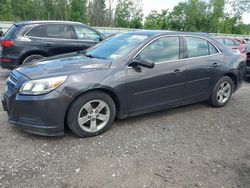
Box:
[216,82,232,104]
[77,100,110,133]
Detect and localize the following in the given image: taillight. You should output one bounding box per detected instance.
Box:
[1,40,15,48]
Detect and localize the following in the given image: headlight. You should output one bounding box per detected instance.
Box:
[19,76,68,95]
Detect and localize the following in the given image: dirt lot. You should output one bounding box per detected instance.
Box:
[0,69,249,188]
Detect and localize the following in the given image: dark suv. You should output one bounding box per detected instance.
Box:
[0,21,104,70]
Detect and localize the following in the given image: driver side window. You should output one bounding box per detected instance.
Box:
[139,37,180,63]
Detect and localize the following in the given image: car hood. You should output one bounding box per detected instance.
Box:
[16,52,112,80]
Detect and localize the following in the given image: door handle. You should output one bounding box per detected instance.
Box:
[174,69,181,73]
[45,43,53,47]
[212,63,219,67]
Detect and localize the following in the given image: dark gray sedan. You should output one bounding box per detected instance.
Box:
[1,31,246,137]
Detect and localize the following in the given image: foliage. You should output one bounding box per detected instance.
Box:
[70,0,87,23]
[144,10,169,30]
[0,0,249,34]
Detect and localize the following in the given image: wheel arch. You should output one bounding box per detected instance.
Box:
[224,72,237,92]
[18,50,47,65]
[64,88,121,128]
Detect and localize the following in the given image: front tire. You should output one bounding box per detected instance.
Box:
[210,76,234,107]
[67,91,116,137]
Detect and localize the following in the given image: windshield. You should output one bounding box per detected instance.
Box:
[85,33,149,60]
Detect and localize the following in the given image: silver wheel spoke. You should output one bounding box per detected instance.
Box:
[223,84,230,92]
[90,119,97,132]
[97,114,109,122]
[218,95,223,103]
[95,101,106,112]
[79,116,89,125]
[83,102,93,113]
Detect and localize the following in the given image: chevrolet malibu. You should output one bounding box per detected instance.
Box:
[1,31,246,137]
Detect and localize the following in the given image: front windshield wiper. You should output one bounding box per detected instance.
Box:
[85,54,95,58]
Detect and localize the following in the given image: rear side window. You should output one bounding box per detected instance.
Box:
[186,37,209,58]
[139,37,180,63]
[46,25,74,39]
[2,24,18,39]
[216,38,224,44]
[234,40,241,46]
[224,39,235,46]
[27,25,45,37]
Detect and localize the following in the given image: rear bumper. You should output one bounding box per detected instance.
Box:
[2,90,72,136]
[0,58,19,70]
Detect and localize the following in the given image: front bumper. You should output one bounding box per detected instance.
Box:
[2,90,72,136]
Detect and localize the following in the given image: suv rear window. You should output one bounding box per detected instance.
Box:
[2,24,18,39]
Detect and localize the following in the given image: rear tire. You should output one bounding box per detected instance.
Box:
[22,54,44,64]
[67,91,116,137]
[209,76,234,107]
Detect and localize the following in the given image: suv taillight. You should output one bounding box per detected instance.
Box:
[1,40,15,48]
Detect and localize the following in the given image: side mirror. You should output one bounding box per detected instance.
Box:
[99,35,105,41]
[0,31,3,37]
[130,57,155,69]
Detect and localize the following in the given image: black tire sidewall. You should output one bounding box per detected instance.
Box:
[67,91,116,137]
[210,76,234,107]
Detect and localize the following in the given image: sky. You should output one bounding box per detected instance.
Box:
[111,0,250,24]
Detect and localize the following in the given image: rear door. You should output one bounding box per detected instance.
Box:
[73,25,102,50]
[182,36,223,103]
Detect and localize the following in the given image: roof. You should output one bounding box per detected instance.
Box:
[127,30,210,38]
[15,20,85,26]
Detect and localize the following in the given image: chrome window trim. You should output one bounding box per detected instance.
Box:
[24,24,99,43]
[127,34,222,69]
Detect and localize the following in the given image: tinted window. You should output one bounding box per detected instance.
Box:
[85,33,148,60]
[224,39,235,46]
[27,25,45,37]
[216,38,224,44]
[209,43,219,55]
[186,37,209,58]
[45,24,73,39]
[234,40,241,46]
[74,25,100,42]
[139,37,180,63]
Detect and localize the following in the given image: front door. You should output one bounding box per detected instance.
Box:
[126,36,186,114]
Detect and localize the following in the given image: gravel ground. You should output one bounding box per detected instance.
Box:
[0,69,249,188]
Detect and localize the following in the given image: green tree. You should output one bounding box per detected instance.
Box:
[88,0,106,26]
[69,0,88,23]
[0,0,13,21]
[144,10,169,30]
[114,0,133,27]
[130,0,143,28]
